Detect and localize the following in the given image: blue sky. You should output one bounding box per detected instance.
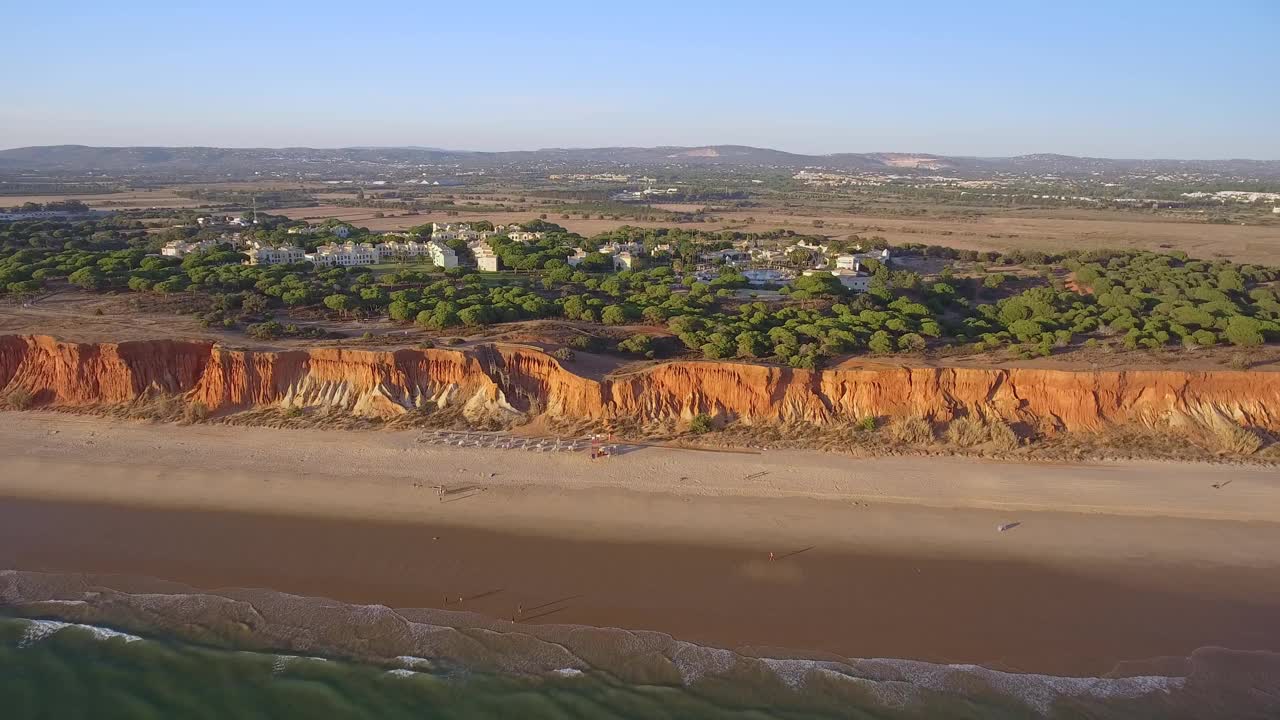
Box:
[3,1,1277,158]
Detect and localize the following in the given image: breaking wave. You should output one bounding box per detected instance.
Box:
[2,569,1277,719]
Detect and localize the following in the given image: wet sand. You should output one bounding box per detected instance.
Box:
[1,412,1279,676]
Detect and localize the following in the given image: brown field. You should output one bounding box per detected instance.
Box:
[1,188,203,210]
[270,199,1279,264]
[9,178,1275,263]
[269,204,699,234]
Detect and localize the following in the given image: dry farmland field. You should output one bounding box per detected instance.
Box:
[272,197,1280,264]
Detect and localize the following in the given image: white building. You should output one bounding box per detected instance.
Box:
[854,248,892,264]
[613,251,635,271]
[247,243,306,265]
[809,268,871,292]
[795,239,830,254]
[566,248,589,267]
[375,239,429,262]
[471,242,500,272]
[161,238,220,258]
[432,222,480,243]
[428,240,457,268]
[508,231,545,243]
[700,248,749,265]
[835,254,859,271]
[305,242,380,267]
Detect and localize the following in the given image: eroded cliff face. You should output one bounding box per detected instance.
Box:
[1,334,1277,434]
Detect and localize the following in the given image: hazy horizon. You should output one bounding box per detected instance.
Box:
[4,1,1278,159]
[3,141,1280,162]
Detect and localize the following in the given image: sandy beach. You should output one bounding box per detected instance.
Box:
[2,411,1279,676]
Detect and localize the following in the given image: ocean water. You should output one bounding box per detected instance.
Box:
[2,571,1277,719]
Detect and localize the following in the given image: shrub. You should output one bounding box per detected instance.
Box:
[688,413,714,434]
[945,416,989,447]
[551,347,575,362]
[987,420,1019,450]
[184,401,209,423]
[617,334,654,356]
[1228,353,1250,370]
[856,416,877,432]
[888,416,932,444]
[1208,417,1263,455]
[4,388,34,410]
[246,321,283,340]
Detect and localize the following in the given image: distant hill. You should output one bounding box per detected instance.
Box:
[1,144,1277,181]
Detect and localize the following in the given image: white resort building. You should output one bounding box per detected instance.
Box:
[471,242,500,272]
[508,230,546,243]
[305,242,380,267]
[246,243,306,265]
[612,251,636,270]
[160,238,220,258]
[802,268,872,292]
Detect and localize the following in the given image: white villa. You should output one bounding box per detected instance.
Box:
[373,239,455,267]
[374,239,426,259]
[804,268,871,292]
[508,230,545,243]
[287,224,351,238]
[603,241,644,255]
[247,243,306,265]
[700,248,750,265]
[161,238,219,258]
[613,251,635,271]
[306,242,379,267]
[427,240,458,268]
[566,248,589,267]
[835,254,859,271]
[471,243,500,272]
[432,222,481,242]
[853,248,892,264]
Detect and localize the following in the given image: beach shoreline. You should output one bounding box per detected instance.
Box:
[2,411,1279,677]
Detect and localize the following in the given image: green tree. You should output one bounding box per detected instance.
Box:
[601,304,629,325]
[897,333,926,352]
[1223,316,1264,347]
[868,330,894,354]
[323,294,353,315]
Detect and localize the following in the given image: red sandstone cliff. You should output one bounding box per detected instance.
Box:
[1,334,1277,435]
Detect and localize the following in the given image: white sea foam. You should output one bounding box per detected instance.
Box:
[396,655,435,670]
[386,668,420,678]
[0,570,1245,718]
[671,640,738,684]
[17,619,141,647]
[753,655,1185,716]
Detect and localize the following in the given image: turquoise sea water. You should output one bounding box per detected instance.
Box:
[2,571,1278,719]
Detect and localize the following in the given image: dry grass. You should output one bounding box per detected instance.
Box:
[987,420,1021,451]
[183,401,209,424]
[888,416,934,445]
[945,416,988,447]
[3,388,34,410]
[1207,418,1264,455]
